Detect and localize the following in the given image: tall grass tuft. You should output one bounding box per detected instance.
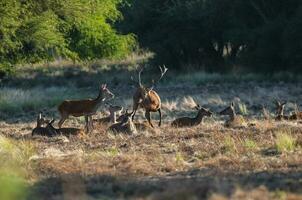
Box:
[243,139,258,151]
[222,136,237,154]
[238,103,248,115]
[0,136,36,177]
[275,132,296,153]
[0,136,35,200]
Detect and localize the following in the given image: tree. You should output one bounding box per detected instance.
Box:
[0,0,136,76]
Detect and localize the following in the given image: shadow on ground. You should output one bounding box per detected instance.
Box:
[28,169,302,200]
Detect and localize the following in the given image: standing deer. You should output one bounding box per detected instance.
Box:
[131,66,168,127]
[171,104,212,127]
[93,104,123,124]
[219,102,247,127]
[108,110,137,134]
[58,84,114,133]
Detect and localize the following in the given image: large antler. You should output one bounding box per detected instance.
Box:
[131,66,144,87]
[150,65,168,90]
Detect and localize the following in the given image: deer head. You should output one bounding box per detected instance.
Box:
[98,84,114,101]
[219,102,236,116]
[117,109,133,124]
[195,104,213,117]
[275,100,286,116]
[131,66,168,102]
[131,65,168,90]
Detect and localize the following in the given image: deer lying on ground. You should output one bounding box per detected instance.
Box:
[131,66,168,128]
[93,104,123,125]
[219,102,247,128]
[58,84,114,133]
[32,113,57,136]
[171,104,213,127]
[275,101,288,121]
[108,110,137,134]
[117,110,154,132]
[275,101,302,121]
[32,114,85,137]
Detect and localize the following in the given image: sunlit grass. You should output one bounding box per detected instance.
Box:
[275,131,296,153]
[0,87,91,115]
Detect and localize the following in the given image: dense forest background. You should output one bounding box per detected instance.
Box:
[1,0,302,75]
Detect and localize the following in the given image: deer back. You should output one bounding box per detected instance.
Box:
[59,99,105,117]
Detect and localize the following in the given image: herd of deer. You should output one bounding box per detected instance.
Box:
[32,66,302,137]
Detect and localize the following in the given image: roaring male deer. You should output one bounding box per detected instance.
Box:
[131,66,168,128]
[108,110,137,134]
[58,84,114,133]
[171,104,212,127]
[219,102,247,127]
[93,104,123,124]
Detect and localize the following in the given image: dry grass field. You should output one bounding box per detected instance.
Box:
[1,62,302,199]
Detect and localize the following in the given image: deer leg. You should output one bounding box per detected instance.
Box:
[58,114,68,128]
[158,108,162,127]
[85,116,90,133]
[89,115,94,131]
[145,111,154,128]
[132,103,139,121]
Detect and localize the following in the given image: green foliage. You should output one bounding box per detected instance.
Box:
[0,0,136,76]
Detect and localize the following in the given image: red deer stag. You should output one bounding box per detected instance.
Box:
[131,66,168,127]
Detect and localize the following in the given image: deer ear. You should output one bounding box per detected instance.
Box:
[38,113,42,120]
[275,100,281,106]
[282,101,287,106]
[231,102,234,107]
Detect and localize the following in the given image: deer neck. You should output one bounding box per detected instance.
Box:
[229,110,236,120]
[109,112,117,123]
[195,112,205,124]
[93,91,105,108]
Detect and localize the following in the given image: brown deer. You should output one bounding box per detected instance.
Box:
[275,101,302,120]
[171,104,212,127]
[131,66,168,128]
[275,101,288,121]
[32,114,85,137]
[289,109,302,120]
[58,84,114,133]
[32,114,58,137]
[117,110,154,132]
[93,104,123,124]
[219,102,247,127]
[108,110,137,134]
